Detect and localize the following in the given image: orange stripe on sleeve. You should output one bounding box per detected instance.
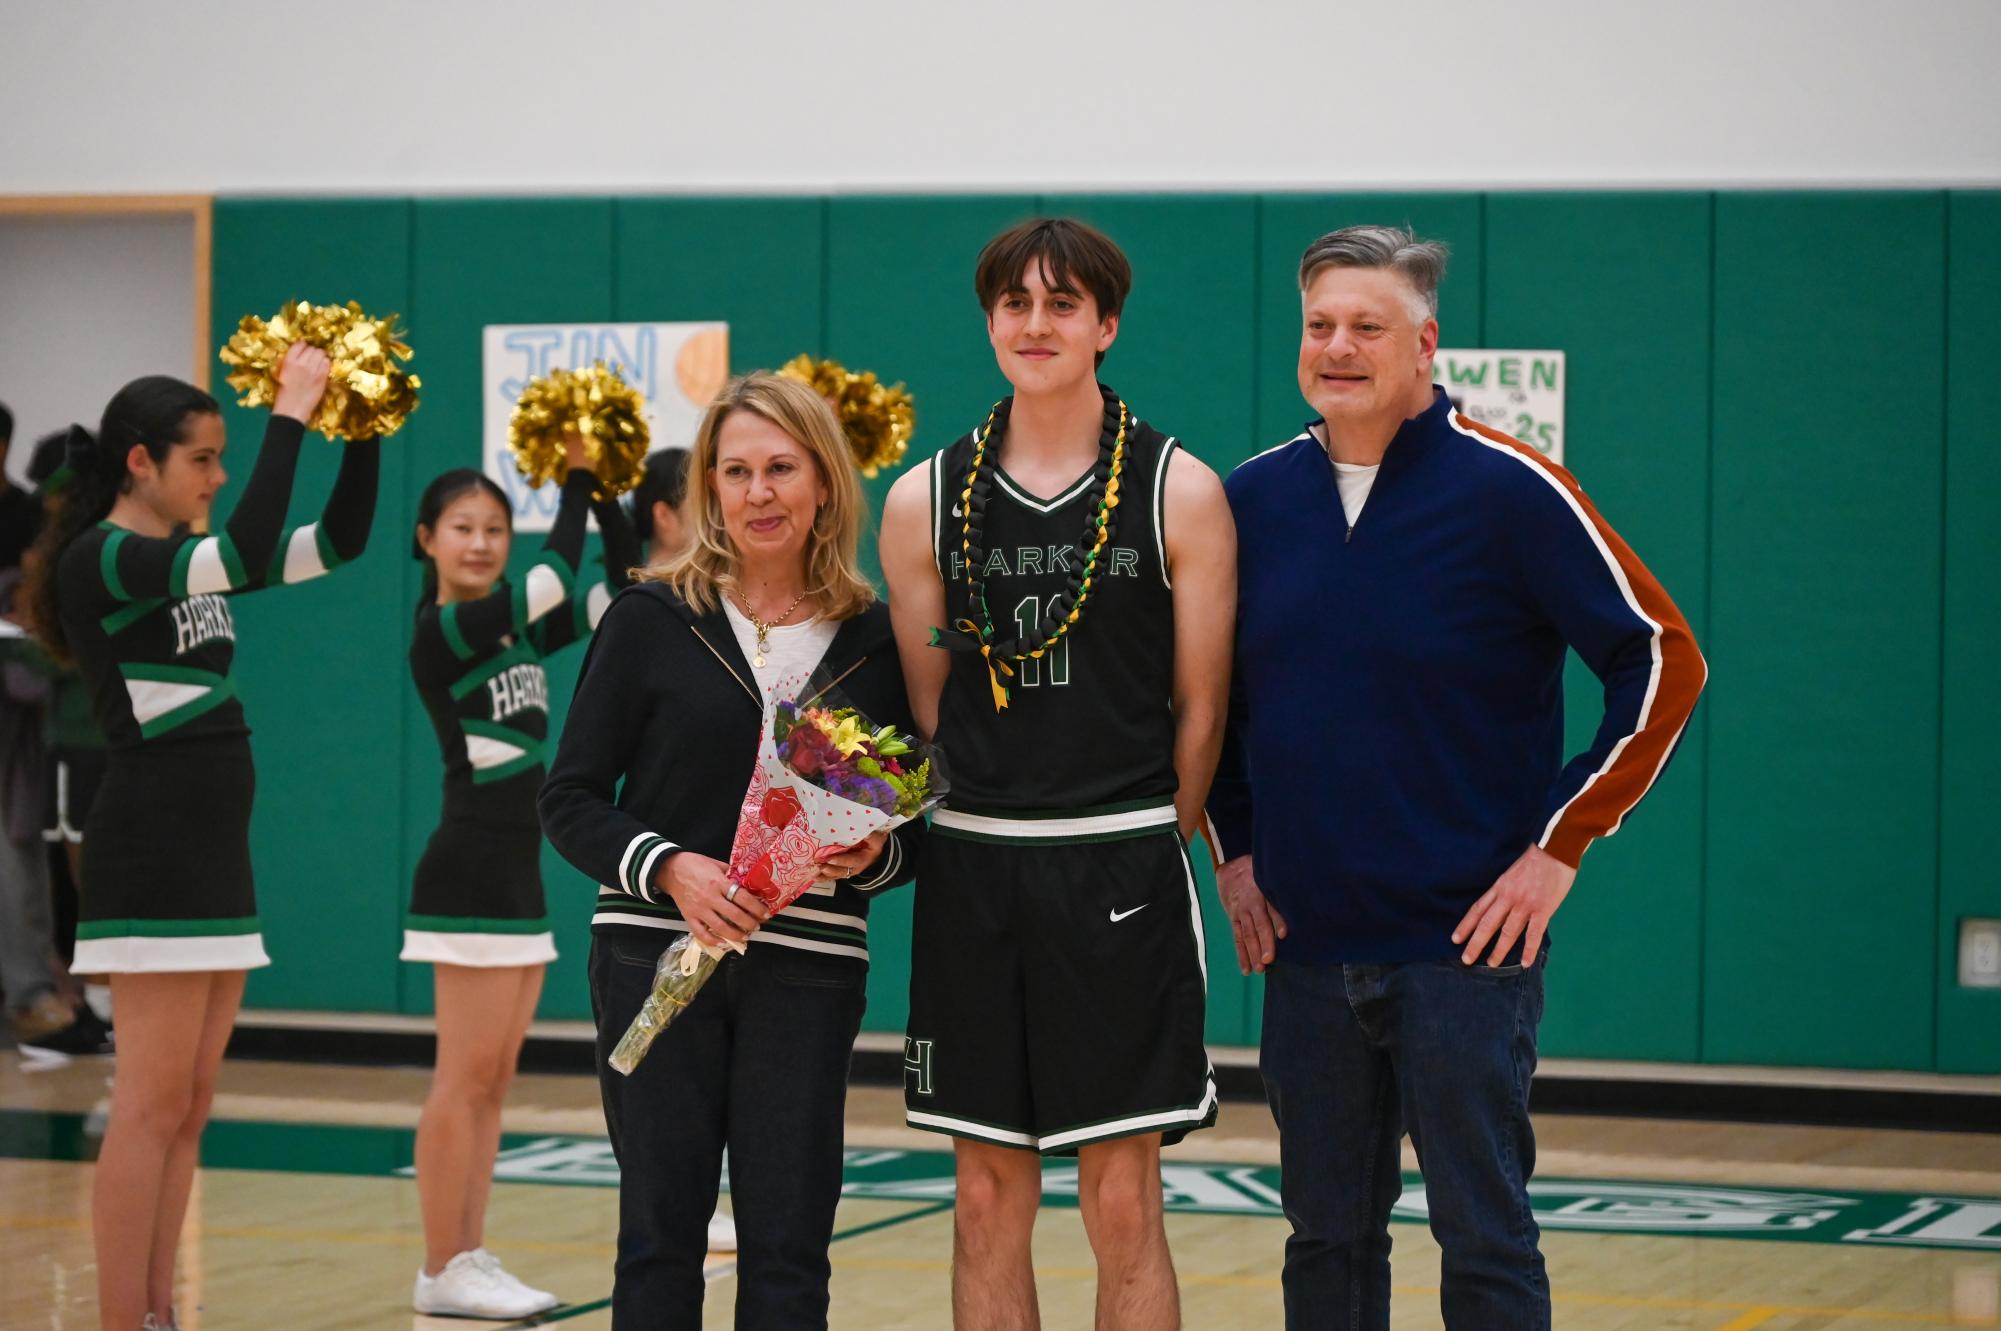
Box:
[1455,416,1708,868]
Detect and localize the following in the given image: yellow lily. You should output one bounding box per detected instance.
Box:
[828,715,870,756]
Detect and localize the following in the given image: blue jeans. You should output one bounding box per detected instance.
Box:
[590,929,867,1331]
[1261,952,1550,1330]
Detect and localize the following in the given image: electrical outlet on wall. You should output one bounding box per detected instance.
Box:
[1959,920,2001,989]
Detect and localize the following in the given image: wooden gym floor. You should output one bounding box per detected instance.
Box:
[5,1047,2001,1328]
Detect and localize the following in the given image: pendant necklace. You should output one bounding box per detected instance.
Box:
[738,589,809,668]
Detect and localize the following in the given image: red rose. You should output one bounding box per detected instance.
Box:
[761,786,803,829]
[788,741,825,776]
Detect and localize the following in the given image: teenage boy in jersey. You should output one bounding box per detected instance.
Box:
[880,218,1236,1331]
[1207,225,1707,1328]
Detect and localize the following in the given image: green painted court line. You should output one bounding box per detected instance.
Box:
[831,1197,958,1244]
[6,1109,2001,1254]
[505,1295,609,1326]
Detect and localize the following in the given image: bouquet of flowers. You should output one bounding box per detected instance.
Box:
[609,674,943,1074]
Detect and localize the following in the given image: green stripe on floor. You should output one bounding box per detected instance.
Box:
[3,1110,1997,1252]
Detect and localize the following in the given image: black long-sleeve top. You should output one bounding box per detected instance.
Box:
[410,468,641,826]
[539,582,922,965]
[57,417,379,749]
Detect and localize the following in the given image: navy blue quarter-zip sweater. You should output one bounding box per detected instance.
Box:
[1205,388,1705,964]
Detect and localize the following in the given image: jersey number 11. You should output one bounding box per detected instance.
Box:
[1012,595,1072,689]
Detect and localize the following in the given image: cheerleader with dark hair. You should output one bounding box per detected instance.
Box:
[628,445,692,561]
[22,344,379,1331]
[404,434,639,1319]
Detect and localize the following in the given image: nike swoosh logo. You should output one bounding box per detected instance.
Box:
[1109,905,1149,923]
[952,504,964,518]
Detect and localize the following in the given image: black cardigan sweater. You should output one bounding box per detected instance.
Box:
[538,581,922,964]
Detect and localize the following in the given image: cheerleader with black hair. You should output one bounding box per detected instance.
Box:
[22,344,378,1331]
[404,434,639,1319]
[628,444,692,560]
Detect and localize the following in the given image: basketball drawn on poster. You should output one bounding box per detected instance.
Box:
[481,321,730,531]
[1435,349,1565,464]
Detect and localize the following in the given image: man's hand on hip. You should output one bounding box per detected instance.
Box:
[1217,855,1287,975]
[1453,844,1575,967]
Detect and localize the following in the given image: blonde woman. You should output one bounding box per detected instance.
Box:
[541,373,923,1330]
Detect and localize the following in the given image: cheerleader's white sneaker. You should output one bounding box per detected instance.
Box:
[709,1208,738,1252]
[413,1249,553,1319]
[470,1247,559,1314]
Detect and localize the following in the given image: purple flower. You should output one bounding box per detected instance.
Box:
[823,768,899,813]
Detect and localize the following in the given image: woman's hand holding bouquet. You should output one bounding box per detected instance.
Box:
[658,851,770,951]
[609,674,944,1074]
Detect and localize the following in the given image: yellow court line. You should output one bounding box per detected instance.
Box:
[1713,1310,1781,1331]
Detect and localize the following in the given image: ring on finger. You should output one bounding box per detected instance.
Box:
[726,883,740,903]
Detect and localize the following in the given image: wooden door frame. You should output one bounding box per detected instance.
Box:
[0,195,213,389]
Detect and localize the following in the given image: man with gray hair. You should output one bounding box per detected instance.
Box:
[1206,226,1706,1327]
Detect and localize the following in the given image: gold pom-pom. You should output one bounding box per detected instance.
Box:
[506,362,651,496]
[778,355,915,478]
[218,300,420,440]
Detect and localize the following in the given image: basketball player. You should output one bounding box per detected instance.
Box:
[879,217,1237,1331]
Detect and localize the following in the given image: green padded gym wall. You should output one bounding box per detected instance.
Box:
[210,199,414,1015]
[398,199,617,1019]
[204,188,1999,1074]
[1484,193,1713,1061]
[1940,192,2001,1074]
[1705,193,1945,1070]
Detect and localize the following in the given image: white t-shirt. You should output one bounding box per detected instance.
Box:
[1332,460,1381,528]
[722,599,838,699]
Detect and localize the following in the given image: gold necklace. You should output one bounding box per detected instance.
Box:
[735,589,810,668]
[940,388,1129,711]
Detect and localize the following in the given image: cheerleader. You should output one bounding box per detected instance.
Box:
[23,346,378,1331]
[403,435,639,1319]
[629,445,691,558]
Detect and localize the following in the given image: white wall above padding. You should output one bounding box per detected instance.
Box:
[0,216,196,484]
[1,0,1997,194]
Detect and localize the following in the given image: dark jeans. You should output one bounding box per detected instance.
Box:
[1261,951,1550,1330]
[590,928,867,1331]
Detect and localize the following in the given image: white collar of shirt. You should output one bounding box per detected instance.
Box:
[1330,458,1381,529]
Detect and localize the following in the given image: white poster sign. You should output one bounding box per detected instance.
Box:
[1433,349,1565,463]
[481,321,729,530]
